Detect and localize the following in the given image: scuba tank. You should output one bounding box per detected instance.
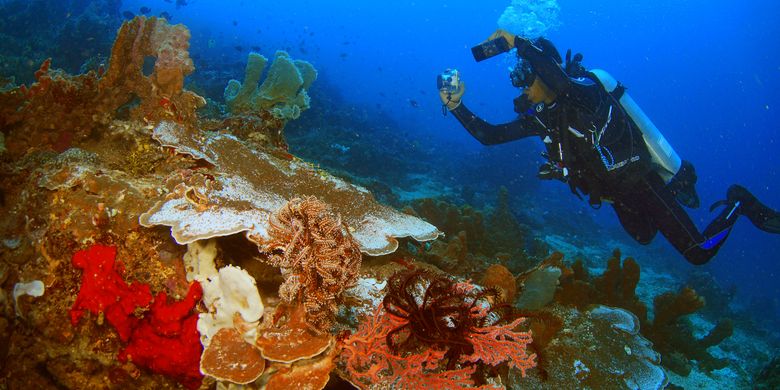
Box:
[590,69,682,183]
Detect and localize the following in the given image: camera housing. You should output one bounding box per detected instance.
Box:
[471,36,512,62]
[437,68,460,93]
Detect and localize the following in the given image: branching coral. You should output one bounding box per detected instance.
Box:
[263,196,362,331]
[382,270,535,373]
[338,269,535,388]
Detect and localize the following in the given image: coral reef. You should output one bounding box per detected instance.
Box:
[556,249,647,323]
[200,327,266,384]
[486,186,528,259]
[338,269,536,388]
[532,305,668,389]
[406,190,532,277]
[225,51,316,119]
[754,356,780,389]
[140,121,441,255]
[480,264,517,304]
[645,288,734,376]
[70,245,204,389]
[0,0,122,83]
[554,249,734,377]
[263,196,362,330]
[0,16,205,160]
[219,50,317,149]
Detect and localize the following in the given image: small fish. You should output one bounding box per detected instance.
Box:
[159,11,172,20]
[175,0,188,8]
[232,20,238,26]
[164,0,172,3]
[122,10,135,19]
[339,52,348,59]
[139,6,151,14]
[408,99,419,108]
[251,46,261,52]
[299,47,308,54]
[234,46,243,52]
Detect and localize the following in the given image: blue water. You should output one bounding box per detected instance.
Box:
[120,0,779,312]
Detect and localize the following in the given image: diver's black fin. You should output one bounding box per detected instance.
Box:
[719,185,780,234]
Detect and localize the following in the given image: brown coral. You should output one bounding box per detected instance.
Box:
[199,327,266,384]
[0,16,204,159]
[263,196,362,331]
[481,263,517,303]
[255,303,334,364]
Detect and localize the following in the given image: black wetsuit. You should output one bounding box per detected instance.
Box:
[450,38,740,265]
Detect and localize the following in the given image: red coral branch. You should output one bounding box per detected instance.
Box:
[461,317,537,377]
[340,305,513,389]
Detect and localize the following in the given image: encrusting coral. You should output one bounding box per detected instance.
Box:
[262,196,362,331]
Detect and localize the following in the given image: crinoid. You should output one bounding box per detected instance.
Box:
[382,269,511,368]
[263,196,362,331]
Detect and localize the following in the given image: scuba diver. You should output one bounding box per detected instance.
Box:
[438,29,780,265]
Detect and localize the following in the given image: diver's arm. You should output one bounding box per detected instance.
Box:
[451,103,544,145]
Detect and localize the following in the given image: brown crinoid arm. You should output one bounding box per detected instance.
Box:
[263,196,363,331]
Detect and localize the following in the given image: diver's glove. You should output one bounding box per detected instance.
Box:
[485,29,536,54]
[438,80,466,111]
[537,161,566,182]
[667,160,700,208]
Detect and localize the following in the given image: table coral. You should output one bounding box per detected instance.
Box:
[140,121,441,255]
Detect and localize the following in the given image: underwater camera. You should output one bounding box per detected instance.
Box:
[437,68,460,93]
[471,36,512,62]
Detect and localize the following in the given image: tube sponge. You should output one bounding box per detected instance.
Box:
[224,50,317,119]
